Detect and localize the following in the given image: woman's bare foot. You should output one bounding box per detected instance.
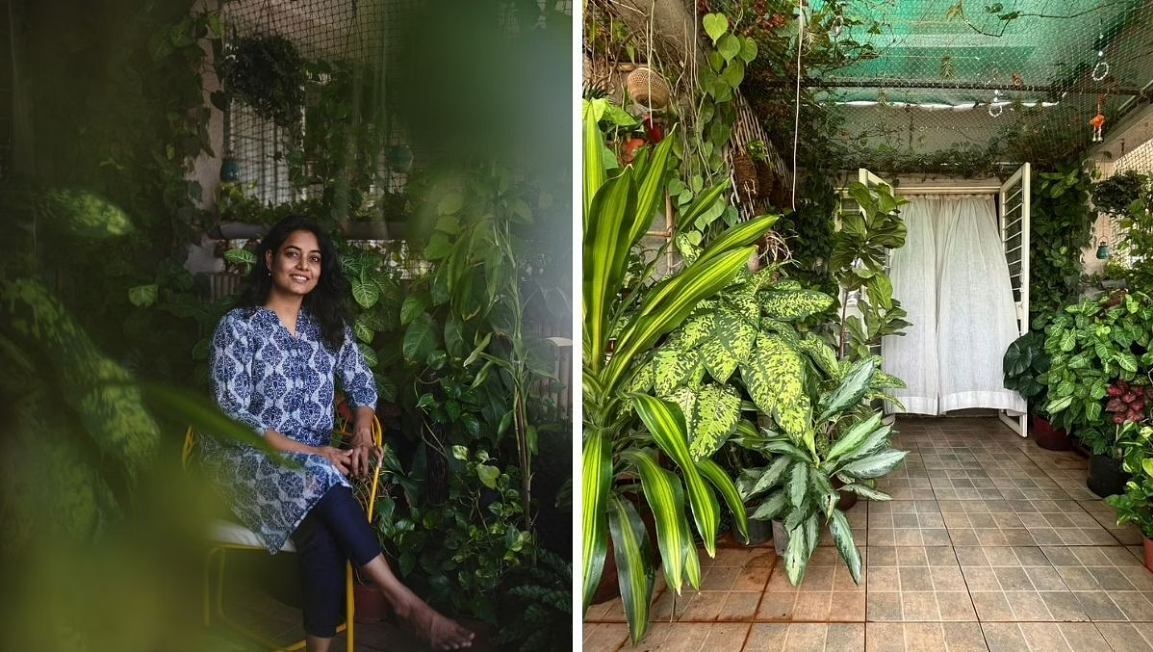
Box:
[395,599,475,650]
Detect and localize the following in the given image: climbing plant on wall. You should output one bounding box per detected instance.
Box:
[1029,166,1095,330]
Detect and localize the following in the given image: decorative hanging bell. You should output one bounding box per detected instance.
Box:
[1097,240,1110,259]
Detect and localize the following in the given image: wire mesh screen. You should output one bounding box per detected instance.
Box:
[708,0,1153,175]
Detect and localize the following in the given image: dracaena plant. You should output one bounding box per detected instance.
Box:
[831,182,910,359]
[735,358,908,585]
[582,98,777,644]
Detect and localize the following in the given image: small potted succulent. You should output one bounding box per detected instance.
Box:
[1002,332,1068,450]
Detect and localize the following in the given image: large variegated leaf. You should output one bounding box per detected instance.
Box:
[827,412,883,462]
[582,429,612,612]
[668,313,714,351]
[760,289,835,321]
[804,511,820,557]
[870,369,907,390]
[631,394,721,557]
[604,247,755,395]
[742,334,814,455]
[626,358,654,394]
[839,424,894,463]
[653,347,704,395]
[689,384,741,460]
[666,387,698,441]
[784,524,808,585]
[809,469,838,519]
[608,495,656,644]
[623,450,687,595]
[829,508,862,584]
[699,308,757,384]
[787,461,809,508]
[750,490,788,520]
[738,454,792,501]
[797,335,841,380]
[818,357,877,421]
[697,458,748,545]
[837,448,908,479]
[839,483,893,501]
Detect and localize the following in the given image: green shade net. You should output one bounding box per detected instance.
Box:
[730,0,1153,175]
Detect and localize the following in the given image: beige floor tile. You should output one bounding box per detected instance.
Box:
[1095,623,1153,652]
[825,623,865,652]
[742,624,788,651]
[942,622,989,652]
[584,623,630,652]
[866,622,906,652]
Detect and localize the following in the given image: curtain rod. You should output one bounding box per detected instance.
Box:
[895,186,1001,195]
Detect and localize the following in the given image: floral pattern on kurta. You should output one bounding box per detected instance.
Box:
[200,307,378,553]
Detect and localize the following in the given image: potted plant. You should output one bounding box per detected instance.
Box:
[1002,331,1069,450]
[1087,382,1151,497]
[581,98,774,644]
[735,357,907,585]
[1043,291,1153,456]
[1108,426,1153,571]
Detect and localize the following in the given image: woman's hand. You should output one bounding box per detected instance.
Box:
[316,446,354,476]
[349,442,384,479]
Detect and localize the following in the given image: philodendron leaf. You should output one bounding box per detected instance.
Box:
[787,461,809,508]
[837,449,908,479]
[784,524,808,585]
[689,384,741,460]
[608,495,656,645]
[829,508,863,584]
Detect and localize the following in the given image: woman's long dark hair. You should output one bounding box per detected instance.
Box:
[238,216,350,352]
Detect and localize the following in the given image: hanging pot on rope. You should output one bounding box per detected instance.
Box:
[626,66,670,110]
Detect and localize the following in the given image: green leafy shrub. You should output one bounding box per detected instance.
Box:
[1030,167,1094,329]
[1002,332,1050,412]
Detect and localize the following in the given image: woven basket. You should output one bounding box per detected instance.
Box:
[756,159,776,201]
[626,67,671,110]
[733,153,759,201]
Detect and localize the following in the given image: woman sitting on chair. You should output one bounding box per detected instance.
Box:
[200,216,474,651]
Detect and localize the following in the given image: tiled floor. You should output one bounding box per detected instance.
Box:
[584,417,1153,652]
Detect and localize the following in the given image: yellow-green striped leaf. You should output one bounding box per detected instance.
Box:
[695,214,780,267]
[631,393,721,557]
[677,180,730,234]
[584,171,637,374]
[627,134,676,248]
[623,450,688,595]
[582,100,606,230]
[608,495,656,644]
[581,428,611,612]
[697,457,748,544]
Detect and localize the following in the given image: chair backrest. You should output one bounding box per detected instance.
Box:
[182,414,385,520]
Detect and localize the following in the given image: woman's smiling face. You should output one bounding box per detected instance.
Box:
[265,229,322,297]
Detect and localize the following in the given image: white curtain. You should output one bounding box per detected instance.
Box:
[882,195,1025,415]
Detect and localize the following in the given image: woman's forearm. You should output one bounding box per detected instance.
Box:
[263,428,319,455]
[352,406,376,445]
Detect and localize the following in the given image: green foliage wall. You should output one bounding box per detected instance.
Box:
[1029,166,1095,330]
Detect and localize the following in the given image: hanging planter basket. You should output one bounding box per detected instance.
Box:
[626,66,670,110]
[219,34,306,130]
[756,159,776,201]
[733,153,759,202]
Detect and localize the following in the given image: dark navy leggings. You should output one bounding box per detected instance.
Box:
[290,485,383,637]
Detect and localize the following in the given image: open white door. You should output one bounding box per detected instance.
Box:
[997,163,1031,437]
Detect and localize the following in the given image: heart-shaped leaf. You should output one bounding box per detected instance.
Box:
[703,13,729,43]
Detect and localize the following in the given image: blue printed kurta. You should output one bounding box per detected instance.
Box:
[201,307,378,553]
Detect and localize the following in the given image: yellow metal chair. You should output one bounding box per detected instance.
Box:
[183,412,385,652]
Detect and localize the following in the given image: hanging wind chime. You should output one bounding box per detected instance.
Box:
[1090,23,1110,143]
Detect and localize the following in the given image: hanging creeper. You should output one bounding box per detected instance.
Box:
[1090,95,1106,143]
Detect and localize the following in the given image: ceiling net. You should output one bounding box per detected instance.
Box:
[721,0,1153,176]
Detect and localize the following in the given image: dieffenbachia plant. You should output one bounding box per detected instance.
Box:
[736,358,908,585]
[582,98,777,644]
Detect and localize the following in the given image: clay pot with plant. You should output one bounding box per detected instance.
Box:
[1002,332,1070,451]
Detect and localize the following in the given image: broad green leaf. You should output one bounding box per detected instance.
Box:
[624,450,688,595]
[352,277,381,309]
[128,284,158,308]
[689,384,741,460]
[582,101,605,227]
[400,292,430,326]
[838,424,893,463]
[699,309,757,384]
[837,449,908,479]
[839,483,892,501]
[582,429,611,612]
[827,413,883,461]
[760,289,835,321]
[631,394,720,557]
[1047,396,1073,413]
[584,170,638,374]
[739,35,758,62]
[223,248,256,265]
[828,509,862,584]
[608,495,656,644]
[750,490,788,521]
[787,462,809,508]
[717,33,741,61]
[697,458,748,545]
[797,336,840,379]
[401,314,437,363]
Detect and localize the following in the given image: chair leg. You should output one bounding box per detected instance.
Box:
[345,564,355,652]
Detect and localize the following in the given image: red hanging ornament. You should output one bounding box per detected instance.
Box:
[1090,94,1106,142]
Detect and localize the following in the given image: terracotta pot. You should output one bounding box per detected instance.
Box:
[352,581,390,623]
[1143,537,1153,573]
[1031,414,1071,451]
